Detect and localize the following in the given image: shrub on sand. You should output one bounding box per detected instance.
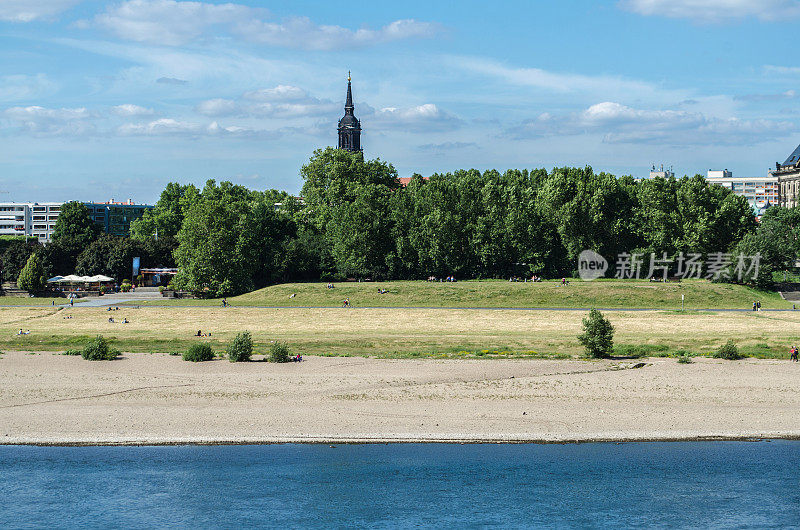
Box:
[81,336,119,361]
[714,340,742,360]
[268,341,291,363]
[227,331,253,362]
[577,309,614,359]
[183,343,215,362]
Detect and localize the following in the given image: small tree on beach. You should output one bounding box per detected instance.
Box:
[268,341,291,363]
[578,309,614,358]
[81,335,119,361]
[184,343,215,362]
[227,331,253,362]
[714,340,742,360]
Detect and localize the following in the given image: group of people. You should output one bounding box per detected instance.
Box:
[377,288,388,294]
[16,329,30,335]
[752,301,762,311]
[560,277,571,286]
[790,346,799,362]
[326,283,335,289]
[342,298,350,308]
[108,317,129,323]
[426,276,457,282]
[195,330,213,337]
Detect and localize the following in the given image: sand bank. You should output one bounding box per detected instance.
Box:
[1,352,798,444]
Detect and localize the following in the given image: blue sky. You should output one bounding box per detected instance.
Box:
[1,0,800,203]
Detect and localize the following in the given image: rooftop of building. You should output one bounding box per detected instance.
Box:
[782,143,800,167]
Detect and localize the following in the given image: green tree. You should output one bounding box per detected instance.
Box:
[173,180,274,296]
[227,331,253,362]
[130,183,199,240]
[50,202,101,272]
[1,240,39,283]
[75,236,148,282]
[577,309,615,358]
[300,148,398,278]
[17,252,47,291]
[731,206,800,289]
[538,167,639,268]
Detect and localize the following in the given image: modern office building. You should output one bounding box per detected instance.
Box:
[0,199,152,242]
[706,170,778,219]
[85,199,153,236]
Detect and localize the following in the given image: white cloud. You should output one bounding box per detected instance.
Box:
[242,85,308,102]
[92,0,437,49]
[196,85,337,118]
[117,117,274,138]
[0,74,56,102]
[3,105,95,135]
[94,0,257,46]
[195,98,239,117]
[619,0,800,22]
[448,56,683,104]
[236,16,437,50]
[372,104,463,132]
[111,103,155,116]
[506,101,795,145]
[764,65,800,75]
[0,0,80,22]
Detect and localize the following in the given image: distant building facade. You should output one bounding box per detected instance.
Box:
[706,170,778,219]
[649,164,674,179]
[0,199,152,242]
[773,143,800,208]
[337,73,362,153]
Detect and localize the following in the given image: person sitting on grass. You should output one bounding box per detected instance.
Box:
[196,330,202,337]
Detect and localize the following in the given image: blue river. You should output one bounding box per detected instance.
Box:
[1,441,799,528]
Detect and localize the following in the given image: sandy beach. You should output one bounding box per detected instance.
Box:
[1,351,798,444]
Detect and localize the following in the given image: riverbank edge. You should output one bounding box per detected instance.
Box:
[3,433,800,446]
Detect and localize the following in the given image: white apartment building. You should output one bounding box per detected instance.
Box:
[0,199,152,242]
[0,203,63,242]
[706,170,778,219]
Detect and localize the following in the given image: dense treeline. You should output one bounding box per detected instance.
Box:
[3,147,797,296]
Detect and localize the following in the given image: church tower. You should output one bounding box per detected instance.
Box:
[337,72,362,153]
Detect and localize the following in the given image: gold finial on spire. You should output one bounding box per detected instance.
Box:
[348,70,351,82]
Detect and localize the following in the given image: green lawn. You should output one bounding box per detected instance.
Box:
[127,279,789,310]
[0,297,69,306]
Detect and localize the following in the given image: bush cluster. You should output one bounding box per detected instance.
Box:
[577,309,615,359]
[184,343,214,362]
[714,340,742,360]
[81,336,120,361]
[227,331,253,362]
[268,341,291,363]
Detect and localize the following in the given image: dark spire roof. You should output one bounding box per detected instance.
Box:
[344,71,354,113]
[782,143,800,167]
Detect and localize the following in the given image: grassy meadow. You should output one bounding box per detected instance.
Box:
[0,303,796,359]
[127,279,788,310]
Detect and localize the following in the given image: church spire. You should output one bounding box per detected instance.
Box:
[344,71,354,114]
[338,71,362,153]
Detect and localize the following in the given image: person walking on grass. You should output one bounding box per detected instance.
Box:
[791,346,798,362]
